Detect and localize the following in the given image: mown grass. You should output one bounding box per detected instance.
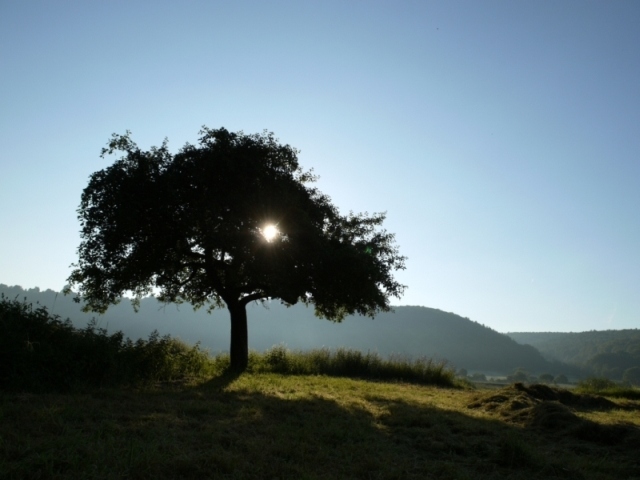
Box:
[2,374,639,479]
[2,295,639,479]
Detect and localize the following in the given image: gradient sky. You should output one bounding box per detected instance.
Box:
[2,1,639,333]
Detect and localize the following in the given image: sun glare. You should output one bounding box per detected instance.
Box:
[261,224,280,242]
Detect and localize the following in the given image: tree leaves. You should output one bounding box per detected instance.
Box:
[68,126,406,345]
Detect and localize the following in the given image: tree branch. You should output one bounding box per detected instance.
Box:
[240,291,267,306]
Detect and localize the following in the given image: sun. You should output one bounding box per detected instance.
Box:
[261,224,280,242]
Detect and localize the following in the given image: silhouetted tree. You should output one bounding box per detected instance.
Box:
[66,127,406,371]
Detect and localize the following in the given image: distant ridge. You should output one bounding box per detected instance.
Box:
[508,330,640,379]
[508,330,640,364]
[2,283,551,374]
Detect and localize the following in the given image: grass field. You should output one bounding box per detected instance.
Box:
[2,373,639,480]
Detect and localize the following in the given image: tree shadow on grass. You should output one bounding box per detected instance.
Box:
[200,367,243,390]
[1,377,639,480]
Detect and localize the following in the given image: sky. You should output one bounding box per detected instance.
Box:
[1,1,639,333]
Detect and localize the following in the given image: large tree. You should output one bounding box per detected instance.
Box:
[67,127,406,371]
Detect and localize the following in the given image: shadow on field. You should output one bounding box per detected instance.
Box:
[2,378,639,480]
[183,382,558,479]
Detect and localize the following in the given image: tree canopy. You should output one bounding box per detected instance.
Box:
[67,127,406,370]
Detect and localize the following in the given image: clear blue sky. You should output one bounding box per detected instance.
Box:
[2,1,639,333]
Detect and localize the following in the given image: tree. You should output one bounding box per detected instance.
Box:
[538,373,554,384]
[622,367,640,386]
[66,127,406,371]
[507,368,529,383]
[553,374,569,385]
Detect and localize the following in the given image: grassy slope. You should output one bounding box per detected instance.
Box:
[2,374,639,480]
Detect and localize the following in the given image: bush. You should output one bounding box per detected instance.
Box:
[507,369,529,383]
[576,377,617,391]
[0,295,212,392]
[118,332,213,384]
[0,295,457,391]
[622,367,640,386]
[553,374,569,384]
[575,376,640,400]
[538,373,554,384]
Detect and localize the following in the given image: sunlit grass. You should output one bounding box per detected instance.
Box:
[3,295,639,479]
[2,375,638,480]
[210,345,459,387]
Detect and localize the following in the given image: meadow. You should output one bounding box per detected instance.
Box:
[2,296,639,479]
[2,371,640,480]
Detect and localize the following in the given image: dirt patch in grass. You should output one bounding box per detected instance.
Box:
[468,383,639,447]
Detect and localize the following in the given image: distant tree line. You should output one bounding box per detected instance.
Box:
[508,331,640,382]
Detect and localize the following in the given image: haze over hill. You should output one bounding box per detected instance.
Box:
[508,331,640,381]
[2,284,551,375]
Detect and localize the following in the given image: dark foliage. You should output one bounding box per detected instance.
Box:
[66,128,406,370]
[0,295,210,392]
[1,284,556,375]
[575,377,640,400]
[623,366,640,386]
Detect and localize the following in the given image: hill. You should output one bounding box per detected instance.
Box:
[508,331,640,380]
[2,283,551,374]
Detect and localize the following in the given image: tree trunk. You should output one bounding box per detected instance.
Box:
[228,300,249,371]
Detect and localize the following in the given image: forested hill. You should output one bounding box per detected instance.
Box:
[2,284,550,374]
[508,330,640,380]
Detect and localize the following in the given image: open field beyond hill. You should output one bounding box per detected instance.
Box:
[2,374,639,480]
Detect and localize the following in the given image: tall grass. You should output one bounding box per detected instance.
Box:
[575,377,640,400]
[212,344,457,387]
[1,295,456,391]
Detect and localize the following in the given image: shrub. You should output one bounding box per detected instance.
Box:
[506,369,529,383]
[538,373,554,384]
[0,295,212,392]
[576,377,617,391]
[575,377,640,400]
[1,295,457,391]
[553,374,569,384]
[622,367,640,386]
